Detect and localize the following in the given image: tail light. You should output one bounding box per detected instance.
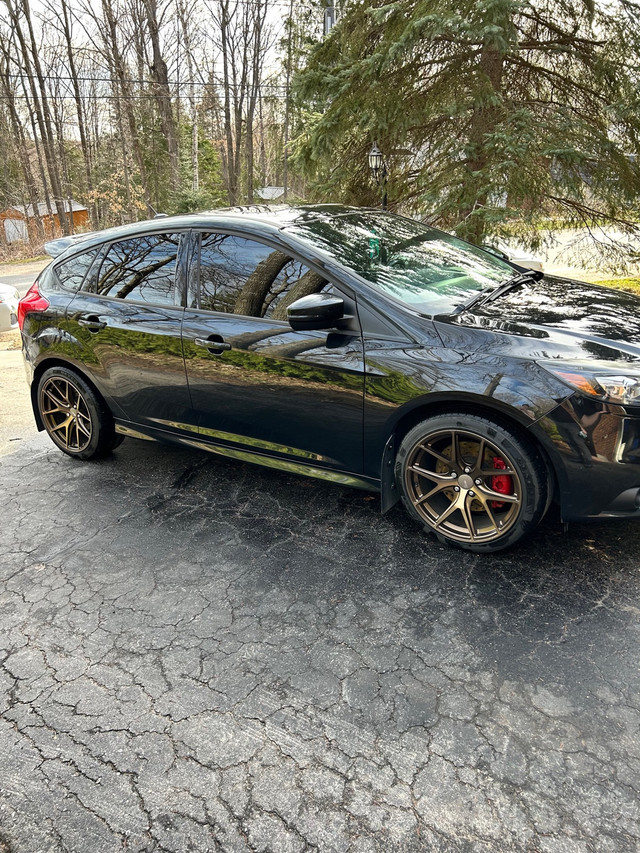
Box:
[17,282,50,330]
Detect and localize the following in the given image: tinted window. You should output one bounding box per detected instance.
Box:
[196,233,328,319]
[54,248,99,291]
[96,234,180,305]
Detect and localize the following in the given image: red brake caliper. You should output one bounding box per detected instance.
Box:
[490,457,512,509]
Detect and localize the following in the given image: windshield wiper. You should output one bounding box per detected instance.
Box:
[455,269,543,314]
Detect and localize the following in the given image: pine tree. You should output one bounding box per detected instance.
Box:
[293,0,640,247]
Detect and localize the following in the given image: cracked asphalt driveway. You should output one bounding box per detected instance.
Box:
[1,343,640,852]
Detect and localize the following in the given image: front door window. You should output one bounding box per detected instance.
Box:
[193,234,329,318]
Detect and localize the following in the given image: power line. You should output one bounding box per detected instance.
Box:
[0,92,288,101]
[2,71,291,105]
[6,71,289,91]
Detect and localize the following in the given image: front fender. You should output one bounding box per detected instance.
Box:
[363,341,572,478]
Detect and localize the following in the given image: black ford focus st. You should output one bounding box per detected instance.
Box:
[18,205,640,552]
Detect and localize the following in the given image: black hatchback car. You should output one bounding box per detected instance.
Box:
[18,205,640,551]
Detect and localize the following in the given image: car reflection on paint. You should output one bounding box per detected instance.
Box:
[17,205,640,552]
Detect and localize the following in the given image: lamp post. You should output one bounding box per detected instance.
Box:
[368,142,388,210]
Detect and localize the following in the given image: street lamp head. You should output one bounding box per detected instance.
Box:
[368,142,383,178]
[368,140,388,210]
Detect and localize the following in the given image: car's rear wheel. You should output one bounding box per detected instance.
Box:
[395,413,548,552]
[38,366,117,460]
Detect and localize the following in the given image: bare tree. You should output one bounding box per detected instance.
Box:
[0,36,44,238]
[99,0,153,210]
[177,0,200,193]
[2,0,70,232]
[142,0,180,190]
[245,0,271,202]
[0,0,300,237]
[43,0,97,226]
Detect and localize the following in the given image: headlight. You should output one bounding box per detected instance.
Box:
[543,364,640,405]
[595,376,640,405]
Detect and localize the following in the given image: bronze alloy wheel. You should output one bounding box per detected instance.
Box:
[40,375,93,454]
[404,427,523,544]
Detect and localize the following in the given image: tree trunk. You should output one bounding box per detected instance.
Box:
[51,92,75,233]
[233,249,290,316]
[0,47,43,239]
[58,0,97,227]
[100,0,153,213]
[220,0,237,204]
[177,0,199,193]
[2,0,70,233]
[233,8,249,202]
[246,0,267,204]
[108,69,135,222]
[143,0,180,191]
[459,42,506,245]
[16,64,53,230]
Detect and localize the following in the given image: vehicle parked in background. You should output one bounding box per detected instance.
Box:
[493,242,544,272]
[17,205,640,552]
[0,283,19,331]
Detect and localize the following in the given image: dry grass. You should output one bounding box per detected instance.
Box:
[0,242,46,264]
[593,277,640,296]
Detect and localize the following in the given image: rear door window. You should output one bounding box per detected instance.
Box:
[96,233,181,306]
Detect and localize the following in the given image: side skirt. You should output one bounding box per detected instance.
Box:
[115,421,380,493]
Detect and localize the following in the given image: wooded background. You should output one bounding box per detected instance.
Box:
[0,0,322,240]
[1,0,639,252]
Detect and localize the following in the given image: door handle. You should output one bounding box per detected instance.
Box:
[78,314,106,331]
[194,336,231,353]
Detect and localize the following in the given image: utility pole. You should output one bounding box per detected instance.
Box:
[324,0,336,35]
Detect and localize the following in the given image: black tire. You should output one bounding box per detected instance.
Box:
[395,413,549,553]
[37,366,117,460]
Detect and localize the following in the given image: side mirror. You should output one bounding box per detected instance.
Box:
[287,293,345,331]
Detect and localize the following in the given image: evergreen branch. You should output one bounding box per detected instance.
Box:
[506,55,611,104]
[548,196,640,232]
[516,36,605,49]
[516,8,603,43]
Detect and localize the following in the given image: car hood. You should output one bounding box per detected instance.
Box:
[435,275,640,363]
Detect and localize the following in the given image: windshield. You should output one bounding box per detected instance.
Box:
[285,211,515,314]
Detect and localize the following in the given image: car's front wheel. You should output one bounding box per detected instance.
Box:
[37,366,118,460]
[395,413,549,552]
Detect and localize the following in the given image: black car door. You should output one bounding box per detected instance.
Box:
[65,231,195,434]
[181,231,365,473]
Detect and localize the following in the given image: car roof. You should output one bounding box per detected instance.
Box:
[197,203,361,225]
[44,204,369,258]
